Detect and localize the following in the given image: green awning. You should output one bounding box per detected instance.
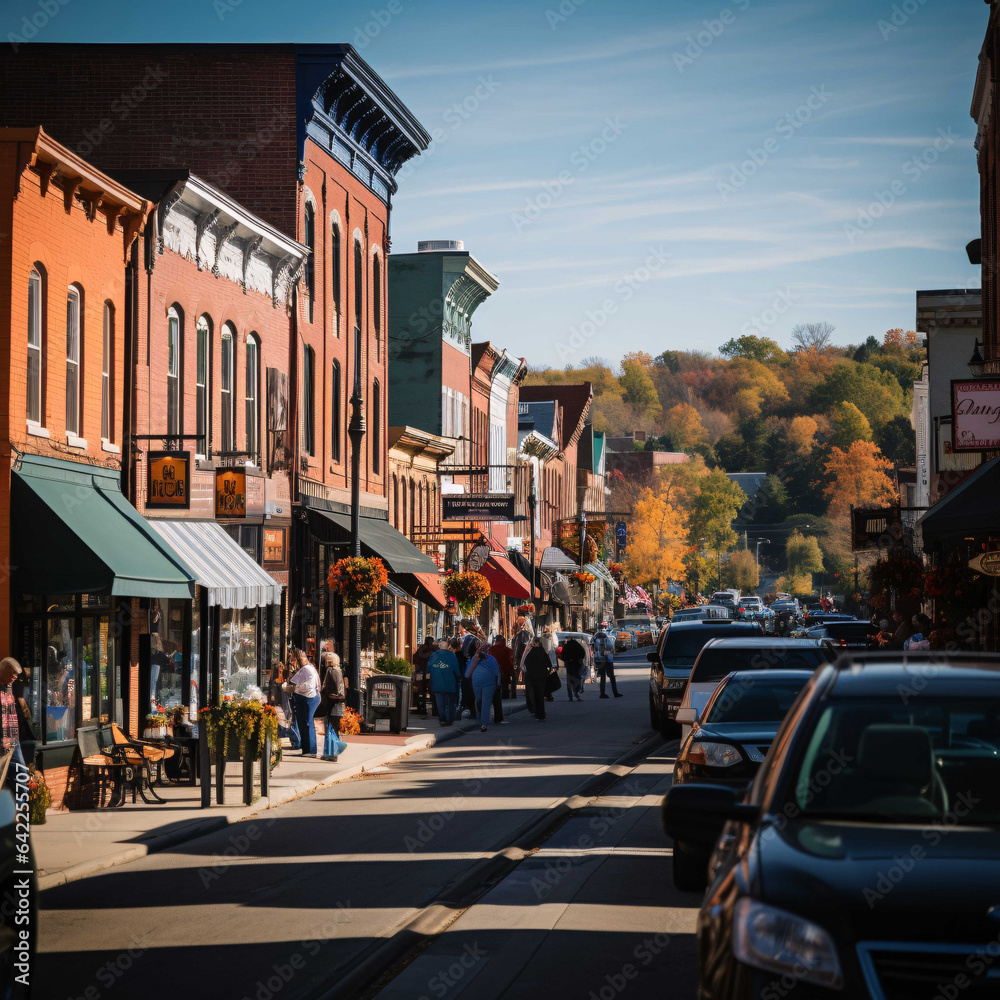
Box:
[310,508,439,574]
[12,454,196,599]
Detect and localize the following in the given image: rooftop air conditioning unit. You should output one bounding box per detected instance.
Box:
[417,240,464,252]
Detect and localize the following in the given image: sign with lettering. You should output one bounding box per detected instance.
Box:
[952,380,1000,451]
[147,452,190,509]
[442,494,515,520]
[851,506,902,552]
[970,551,1000,577]
[215,468,247,518]
[263,527,286,565]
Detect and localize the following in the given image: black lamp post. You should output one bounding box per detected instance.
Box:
[969,337,986,378]
[347,364,366,713]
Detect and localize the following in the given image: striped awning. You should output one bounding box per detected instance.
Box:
[148,520,283,609]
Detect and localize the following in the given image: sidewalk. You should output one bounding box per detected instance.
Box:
[33,699,528,891]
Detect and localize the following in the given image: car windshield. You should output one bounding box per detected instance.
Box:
[791,697,1000,825]
[691,647,828,684]
[661,628,751,663]
[704,677,808,725]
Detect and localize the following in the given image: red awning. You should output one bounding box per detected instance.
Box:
[397,572,449,611]
[480,553,531,599]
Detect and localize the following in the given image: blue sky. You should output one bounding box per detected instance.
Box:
[19,0,987,367]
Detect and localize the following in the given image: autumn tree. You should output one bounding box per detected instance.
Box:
[829,400,873,449]
[723,549,759,591]
[619,355,661,420]
[791,321,836,352]
[623,487,689,588]
[705,358,789,418]
[661,402,708,451]
[781,347,838,414]
[823,440,898,561]
[688,470,747,556]
[786,415,819,456]
[810,361,906,429]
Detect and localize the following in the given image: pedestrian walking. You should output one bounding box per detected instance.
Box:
[471,645,500,732]
[286,648,321,756]
[270,654,300,750]
[562,635,587,702]
[540,626,558,702]
[491,633,515,699]
[318,652,346,760]
[510,616,533,691]
[522,637,551,721]
[593,628,622,698]
[411,635,436,716]
[428,639,463,726]
[460,638,480,720]
[0,657,27,791]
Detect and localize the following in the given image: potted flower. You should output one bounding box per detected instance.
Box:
[442,571,491,616]
[143,713,168,739]
[199,700,281,769]
[327,556,389,613]
[27,766,51,825]
[340,706,362,736]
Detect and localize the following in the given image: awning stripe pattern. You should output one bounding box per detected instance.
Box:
[149,520,282,609]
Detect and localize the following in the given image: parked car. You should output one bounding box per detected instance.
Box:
[735,596,775,632]
[670,668,815,889]
[662,651,1000,998]
[801,609,856,626]
[555,631,594,674]
[802,620,879,650]
[614,629,634,653]
[647,620,762,738]
[671,605,734,624]
[676,637,836,743]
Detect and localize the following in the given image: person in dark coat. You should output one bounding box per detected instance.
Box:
[561,636,587,702]
[522,637,551,721]
[491,634,515,700]
[411,636,436,716]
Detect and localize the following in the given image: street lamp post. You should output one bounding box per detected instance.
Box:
[346,358,366,713]
[755,538,770,582]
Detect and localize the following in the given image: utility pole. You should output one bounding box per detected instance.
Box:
[347,332,366,713]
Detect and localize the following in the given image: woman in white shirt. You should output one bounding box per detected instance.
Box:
[288,649,321,756]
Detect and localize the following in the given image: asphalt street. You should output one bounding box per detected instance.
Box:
[39,648,699,1000]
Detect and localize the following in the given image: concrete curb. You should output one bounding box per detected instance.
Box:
[38,703,531,892]
[317,731,664,1000]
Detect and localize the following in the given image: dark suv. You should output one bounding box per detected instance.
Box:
[647,619,762,738]
[663,651,1000,999]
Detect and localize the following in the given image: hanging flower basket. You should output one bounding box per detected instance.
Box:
[442,571,491,616]
[340,706,363,736]
[516,603,536,615]
[572,571,596,588]
[327,557,389,609]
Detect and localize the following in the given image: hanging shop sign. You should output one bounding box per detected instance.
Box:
[951,380,1000,451]
[851,506,902,552]
[615,520,627,560]
[147,451,190,509]
[263,527,287,566]
[215,468,247,518]
[443,494,515,521]
[970,551,1000,577]
[467,542,491,572]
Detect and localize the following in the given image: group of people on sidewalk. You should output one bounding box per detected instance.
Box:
[268,647,345,761]
[410,617,623,729]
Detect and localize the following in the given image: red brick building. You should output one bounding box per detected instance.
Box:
[0,128,195,806]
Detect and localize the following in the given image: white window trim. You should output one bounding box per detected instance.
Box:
[67,434,88,450]
[26,422,50,439]
[101,438,121,454]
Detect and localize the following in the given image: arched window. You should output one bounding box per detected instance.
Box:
[331,222,342,331]
[196,315,211,458]
[331,360,341,463]
[27,267,45,426]
[167,306,182,444]
[371,378,381,475]
[102,301,114,443]
[221,323,235,452]
[353,239,363,332]
[302,344,315,457]
[66,285,82,437]
[245,334,259,463]
[304,202,315,323]
[372,252,381,361]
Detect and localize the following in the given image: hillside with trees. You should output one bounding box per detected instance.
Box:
[527,327,922,607]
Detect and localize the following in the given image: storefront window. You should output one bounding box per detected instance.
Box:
[220,607,258,697]
[17,595,119,745]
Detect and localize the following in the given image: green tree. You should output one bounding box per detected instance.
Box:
[829,400,873,449]
[655,350,681,374]
[619,357,661,418]
[750,474,789,524]
[688,470,747,556]
[724,549,759,590]
[810,362,906,429]
[719,335,787,364]
[786,530,824,580]
[876,415,916,467]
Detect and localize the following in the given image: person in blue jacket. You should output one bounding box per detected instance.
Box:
[427,639,463,726]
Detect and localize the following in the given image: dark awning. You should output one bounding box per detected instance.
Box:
[396,572,448,611]
[507,549,541,597]
[918,455,1000,548]
[12,454,195,599]
[310,509,439,574]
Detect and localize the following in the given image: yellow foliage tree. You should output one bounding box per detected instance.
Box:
[661,403,708,450]
[624,487,689,589]
[786,415,819,456]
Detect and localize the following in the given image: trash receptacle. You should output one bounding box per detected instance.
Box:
[364,674,410,733]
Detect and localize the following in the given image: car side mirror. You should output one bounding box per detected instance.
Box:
[661,784,760,847]
[646,651,659,662]
[676,706,697,725]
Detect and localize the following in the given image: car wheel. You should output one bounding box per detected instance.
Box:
[649,691,659,729]
[672,843,706,892]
